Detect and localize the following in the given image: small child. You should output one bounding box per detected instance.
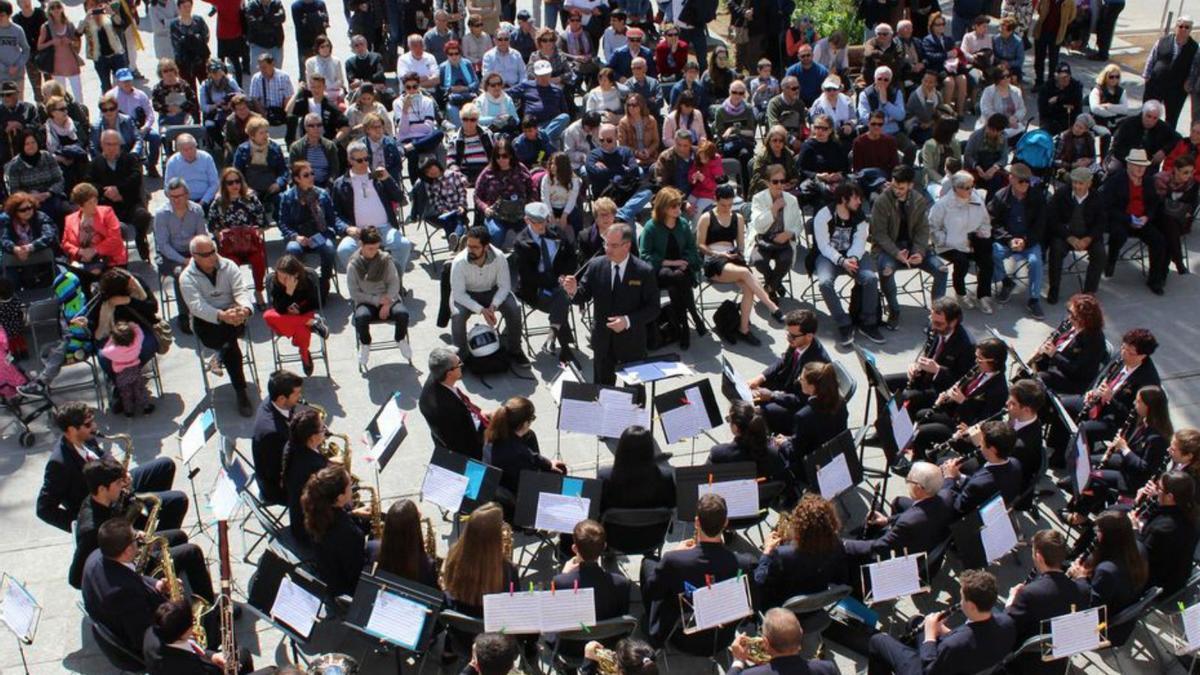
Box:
[100,321,154,417]
[0,326,29,400]
[0,278,28,360]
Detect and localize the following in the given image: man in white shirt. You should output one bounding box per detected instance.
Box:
[449,224,527,364]
[109,68,161,175]
[397,33,441,90]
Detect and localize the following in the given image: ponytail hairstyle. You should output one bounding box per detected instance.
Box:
[802,362,841,413]
[727,400,770,461]
[484,396,535,444]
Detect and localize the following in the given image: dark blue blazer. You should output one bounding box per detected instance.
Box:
[708,439,790,485]
[1140,506,1198,597]
[759,339,831,412]
[753,542,848,609]
[551,561,632,621]
[941,459,1023,515]
[784,401,848,463]
[641,542,755,652]
[251,399,290,505]
[483,432,554,494]
[1078,555,1145,645]
[953,371,1008,425]
[1006,571,1091,641]
[1038,328,1106,396]
[81,550,166,654]
[37,437,109,533]
[282,442,329,546]
[844,496,952,558]
[727,654,839,675]
[1012,419,1045,496]
[418,377,485,460]
[313,509,368,597]
[598,462,676,511]
[917,613,1017,675]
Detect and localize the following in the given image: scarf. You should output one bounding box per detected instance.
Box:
[723,98,746,116]
[83,14,124,59]
[250,140,270,165]
[350,249,390,283]
[297,187,325,231]
[19,148,39,167]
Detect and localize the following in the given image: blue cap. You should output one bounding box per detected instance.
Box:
[115,68,134,82]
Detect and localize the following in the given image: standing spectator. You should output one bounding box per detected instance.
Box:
[147,0,178,61]
[1030,0,1074,91]
[729,0,786,72]
[12,0,42,102]
[80,0,129,93]
[929,171,994,313]
[347,226,410,368]
[163,133,219,208]
[204,0,249,83]
[1143,16,1197,131]
[169,0,211,91]
[950,0,987,40]
[290,0,328,78]
[1089,0,1124,61]
[209,166,268,306]
[155,177,209,328]
[423,10,457,63]
[37,0,81,101]
[244,0,286,68]
[0,1,30,99]
[89,129,151,261]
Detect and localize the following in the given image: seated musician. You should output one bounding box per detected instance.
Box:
[303,466,378,598]
[37,401,185,534]
[901,337,1008,470]
[1134,429,1200,525]
[1005,530,1090,642]
[281,408,330,546]
[754,494,848,610]
[598,425,676,512]
[1032,293,1107,397]
[1137,471,1200,598]
[70,460,214,610]
[728,608,838,675]
[1003,380,1046,508]
[641,494,756,655]
[846,461,952,560]
[251,370,305,507]
[867,570,1016,675]
[483,396,567,499]
[709,401,790,486]
[552,520,633,624]
[1049,328,1161,468]
[883,297,975,415]
[419,346,488,460]
[778,362,849,471]
[939,420,1023,515]
[464,632,521,675]
[441,503,520,652]
[1066,510,1148,645]
[81,519,170,655]
[374,499,440,588]
[747,309,831,436]
[581,638,659,675]
[143,599,257,675]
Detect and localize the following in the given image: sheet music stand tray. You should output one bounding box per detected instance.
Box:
[678,574,754,634]
[177,399,219,539]
[674,462,759,522]
[1,573,41,675]
[652,378,722,460]
[1040,606,1109,662]
[427,447,501,518]
[557,379,646,467]
[344,571,442,662]
[1167,604,1200,662]
[801,429,865,509]
[854,345,896,478]
[244,551,325,665]
[859,552,931,605]
[514,471,602,566]
[949,497,1018,570]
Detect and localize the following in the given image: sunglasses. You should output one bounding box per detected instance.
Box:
[569,17,581,22]
[193,249,217,258]
[100,106,117,112]
[665,31,678,37]
[786,85,799,91]
[799,53,813,58]
[869,122,883,127]
[730,90,746,95]
[224,178,242,185]
[405,84,419,90]
[495,36,510,41]
[876,77,891,82]
[539,37,554,42]
[16,204,34,212]
[446,51,460,56]
[629,37,642,42]
[298,172,314,178]
[812,125,830,130]
[462,116,479,121]
[1107,74,1120,79]
[495,153,511,158]
[770,179,786,184]
[599,137,615,143]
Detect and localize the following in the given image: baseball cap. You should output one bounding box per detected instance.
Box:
[533,60,552,76]
[115,68,134,82]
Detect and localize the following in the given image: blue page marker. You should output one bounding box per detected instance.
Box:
[561,477,584,497]
[463,461,486,500]
[861,349,877,366]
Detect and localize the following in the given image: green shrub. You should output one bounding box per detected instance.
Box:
[795,0,865,42]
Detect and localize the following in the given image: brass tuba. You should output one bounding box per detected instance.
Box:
[145,535,211,647]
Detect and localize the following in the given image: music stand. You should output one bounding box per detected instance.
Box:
[860,551,931,605]
[424,448,500,537]
[1040,606,1109,663]
[678,574,754,635]
[1,573,41,674]
[514,471,602,565]
[245,551,325,663]
[557,380,647,468]
[674,462,759,522]
[854,345,896,478]
[177,401,218,538]
[653,378,722,461]
[1168,601,1200,663]
[719,356,755,404]
[548,362,586,459]
[949,495,1018,570]
[986,326,1033,379]
[801,430,865,510]
[344,571,441,665]
[363,392,408,501]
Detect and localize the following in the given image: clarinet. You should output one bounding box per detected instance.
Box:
[907,326,939,388]
[904,602,961,643]
[1133,454,1174,521]
[1078,359,1123,424]
[1101,409,1139,466]
[929,408,1008,461]
[857,483,886,540]
[934,365,981,412]
[1028,317,1073,372]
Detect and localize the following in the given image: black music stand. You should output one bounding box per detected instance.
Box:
[426,448,501,536]
[363,392,408,502]
[801,430,865,512]
[859,551,931,605]
[344,571,442,668]
[616,354,689,441]
[557,380,646,468]
[549,361,586,460]
[653,378,722,461]
[245,550,326,664]
[514,471,602,567]
[674,462,759,522]
[986,326,1033,379]
[854,345,895,479]
[949,495,1018,570]
[720,356,755,403]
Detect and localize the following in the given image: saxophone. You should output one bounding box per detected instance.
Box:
[309,403,361,486]
[742,636,772,664]
[354,485,383,540]
[131,493,162,573]
[146,535,211,647]
[772,511,793,541]
[501,521,513,561]
[96,432,134,471]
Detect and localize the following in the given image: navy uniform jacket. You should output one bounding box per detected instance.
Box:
[784,401,849,463]
[597,462,676,511]
[484,432,554,495]
[708,439,790,485]
[1140,505,1199,597]
[570,253,661,375]
[282,443,329,546]
[727,654,839,675]
[37,437,109,533]
[641,542,756,652]
[1012,419,1045,496]
[418,376,485,460]
[918,613,1017,675]
[759,339,832,411]
[753,541,849,609]
[922,325,977,392]
[941,459,1023,515]
[70,497,127,590]
[1095,359,1161,429]
[844,496,953,558]
[313,509,368,598]
[551,562,633,621]
[251,399,290,506]
[1077,555,1145,645]
[1037,328,1107,396]
[81,550,166,654]
[950,371,1008,426]
[142,627,222,675]
[1006,571,1091,641]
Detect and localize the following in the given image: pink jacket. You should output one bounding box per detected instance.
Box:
[100,322,144,373]
[0,327,27,397]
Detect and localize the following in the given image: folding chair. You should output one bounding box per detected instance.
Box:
[160,124,207,174]
[263,269,330,377]
[439,609,487,669]
[518,296,578,356]
[89,618,146,671]
[781,583,853,657]
[542,616,639,674]
[196,323,261,400]
[600,507,674,561]
[352,308,413,374]
[25,293,107,407]
[832,360,857,405]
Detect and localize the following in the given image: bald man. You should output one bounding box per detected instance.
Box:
[728,608,838,674]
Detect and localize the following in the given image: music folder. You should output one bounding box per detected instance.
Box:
[674,462,760,521]
[514,471,602,533]
[1169,601,1200,656]
[178,404,217,465]
[950,495,1018,570]
[1041,606,1109,661]
[426,447,500,515]
[616,354,691,385]
[483,586,597,633]
[679,574,753,634]
[860,552,930,604]
[720,356,755,403]
[345,571,441,653]
[654,379,722,445]
[364,392,407,470]
[800,429,864,498]
[0,574,40,644]
[247,551,325,643]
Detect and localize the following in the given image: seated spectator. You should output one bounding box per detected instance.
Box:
[978,66,1028,143]
[586,123,654,225]
[437,41,478,127]
[397,33,440,91]
[415,156,471,244]
[345,34,389,92]
[959,14,993,74]
[539,152,583,239]
[475,137,533,247]
[345,85,394,145]
[91,93,141,160]
[852,111,900,183]
[89,269,162,405]
[448,225,525,363]
[1156,154,1199,275]
[44,96,91,194]
[526,27,574,91]
[285,73,347,145]
[639,187,704,349]
[278,160,340,300]
[222,96,257,158]
[765,76,807,154]
[609,26,653,81]
[393,72,445,178]
[474,72,520,138]
[669,60,711,113]
[1108,100,1179,170]
[287,112,340,189]
[197,60,243,149]
[576,196,620,261]
[246,52,295,126]
[151,59,200,126]
[930,171,994,313]
[712,80,756,180]
[598,9,628,64]
[583,67,626,126]
[563,110,601,172]
[512,202,577,361]
[162,133,219,210]
[5,128,67,225]
[0,192,56,290]
[480,26,524,88]
[749,164,803,301]
[209,167,269,307]
[625,57,663,118]
[1045,167,1105,301]
[653,130,695,204]
[993,17,1024,82]
[233,121,288,228]
[922,12,966,115]
[1102,148,1168,295]
[894,20,926,90]
[179,234,255,416]
[88,129,152,262]
[60,182,125,283]
[662,90,706,148]
[920,117,962,192]
[905,70,944,147]
[109,68,160,174]
[813,183,883,345]
[333,141,413,278]
[1038,63,1082,137]
[1165,120,1200,178]
[1089,64,1134,156]
[749,126,799,196]
[263,254,325,375]
[783,44,828,107]
[462,17,495,71]
[871,165,947,329]
[154,178,208,330]
[618,92,659,169]
[989,163,1047,317]
[653,23,688,84]
[863,22,905,84]
[359,111,403,180]
[687,140,723,214]
[1055,113,1099,172]
[808,76,856,146]
[964,114,1012,195]
[700,46,736,103]
[447,104,493,184]
[347,225,411,368]
[856,66,910,156]
[510,61,571,146]
[305,35,347,103]
[513,116,553,169]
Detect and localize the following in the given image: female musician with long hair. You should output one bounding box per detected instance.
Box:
[781,362,848,468]
[582,638,659,675]
[302,466,375,597]
[709,400,788,485]
[1034,293,1107,397]
[373,499,439,588]
[281,408,329,545]
[598,425,676,512]
[1135,429,1200,518]
[1067,510,1148,643]
[754,493,848,608]
[1139,471,1200,597]
[483,396,566,496]
[441,502,519,656]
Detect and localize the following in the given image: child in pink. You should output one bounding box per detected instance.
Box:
[100,321,154,417]
[688,139,725,215]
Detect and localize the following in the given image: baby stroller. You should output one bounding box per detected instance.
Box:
[0,326,53,447]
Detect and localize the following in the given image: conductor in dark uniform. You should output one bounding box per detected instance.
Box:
[560,223,660,385]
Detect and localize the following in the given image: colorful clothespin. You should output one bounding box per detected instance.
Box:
[574,579,579,594]
[550,581,556,595]
[528,581,535,594]
[708,473,714,485]
[705,574,713,589]
[580,622,591,633]
[509,581,514,596]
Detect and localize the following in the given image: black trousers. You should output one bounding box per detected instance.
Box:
[868,632,923,675]
[657,266,697,323]
[1106,219,1167,289]
[1033,33,1060,85]
[131,456,189,531]
[353,302,409,344]
[1093,3,1123,58]
[192,318,248,391]
[942,236,993,297]
[1048,235,1106,295]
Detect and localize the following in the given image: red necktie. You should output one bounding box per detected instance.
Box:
[1053,328,1076,349]
[457,388,489,430]
[1090,368,1128,420]
[932,335,947,360]
[190,642,206,657]
[963,372,986,396]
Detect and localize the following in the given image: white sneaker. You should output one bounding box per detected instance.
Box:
[206,354,225,377]
[358,344,370,369]
[397,337,413,362]
[979,297,995,314]
[957,292,978,309]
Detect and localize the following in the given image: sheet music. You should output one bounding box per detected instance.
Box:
[979,496,1017,563]
[658,362,693,378]
[868,554,924,603]
[617,363,662,384]
[534,493,591,533]
[422,464,469,513]
[550,366,582,405]
[561,389,646,439]
[599,400,646,440]
[180,408,215,464]
[539,588,597,632]
[697,479,759,519]
[1180,602,1200,654]
[890,404,915,450]
[722,357,755,402]
[1,578,36,641]
[1050,607,1103,659]
[208,469,240,521]
[1073,432,1090,495]
[483,592,543,633]
[271,576,321,639]
[365,588,427,649]
[817,453,854,500]
[660,387,710,444]
[559,398,600,435]
[691,576,752,631]
[375,396,404,439]
[367,412,405,463]
[598,388,633,407]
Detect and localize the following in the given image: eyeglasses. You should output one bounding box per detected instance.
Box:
[298,171,314,178]
[168,191,189,199]
[1107,74,1120,79]
[799,53,813,58]
[100,106,117,112]
[539,37,554,42]
[770,179,786,184]
[304,122,322,127]
[785,331,808,341]
[665,31,678,37]
[15,204,33,212]
[350,156,368,164]
[446,51,460,56]
[933,20,945,26]
[730,89,746,95]
[599,137,615,143]
[628,37,642,42]
[462,116,479,121]
[405,84,419,90]
[192,249,217,258]
[876,76,891,82]
[223,178,242,185]
[786,85,799,91]
[868,122,883,127]
[495,36,510,41]
[812,125,830,130]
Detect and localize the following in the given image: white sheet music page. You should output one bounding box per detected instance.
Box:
[422,464,470,513]
[698,479,759,519]
[535,493,591,533]
[271,576,321,639]
[599,399,645,439]
[692,576,752,631]
[1180,602,1200,654]
[1073,433,1090,494]
[367,413,405,464]
[979,496,1017,563]
[208,468,240,521]
[868,554,923,603]
[539,588,597,632]
[559,397,600,435]
[179,408,214,464]
[1050,607,1103,659]
[1,578,36,641]
[375,396,405,439]
[366,589,427,649]
[483,592,543,633]
[661,386,710,444]
[890,405,915,451]
[817,453,854,500]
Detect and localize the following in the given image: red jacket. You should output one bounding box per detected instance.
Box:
[1164,138,1200,181]
[204,0,245,40]
[654,39,689,80]
[62,205,127,266]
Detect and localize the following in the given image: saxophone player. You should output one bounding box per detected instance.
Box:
[302,466,379,597]
[143,599,259,674]
[71,460,216,617]
[80,519,172,656]
[727,608,837,675]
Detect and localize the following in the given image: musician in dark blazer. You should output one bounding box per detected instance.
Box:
[512,203,579,360]
[419,346,487,460]
[846,461,952,559]
[1005,530,1091,642]
[640,494,756,655]
[551,520,633,621]
[281,408,331,546]
[560,222,660,385]
[709,401,790,485]
[598,426,676,511]
[143,599,257,675]
[728,608,839,675]
[1067,510,1148,646]
[1139,471,1200,597]
[754,495,848,610]
[305,466,375,598]
[36,401,185,533]
[1005,380,1046,507]
[1033,293,1107,396]
[748,309,831,435]
[780,362,850,469]
[251,370,305,506]
[81,519,169,655]
[940,421,1023,516]
[867,570,1016,675]
[907,338,1009,465]
[884,297,976,416]
[483,396,566,496]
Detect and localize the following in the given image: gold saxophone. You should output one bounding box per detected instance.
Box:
[742,636,771,664]
[145,535,211,647]
[308,403,360,482]
[131,493,162,573]
[355,485,383,539]
[501,521,513,561]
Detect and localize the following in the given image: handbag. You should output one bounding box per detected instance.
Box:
[126,307,173,355]
[34,27,56,72]
[217,225,265,259]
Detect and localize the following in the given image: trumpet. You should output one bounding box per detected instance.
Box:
[1028,317,1072,372]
